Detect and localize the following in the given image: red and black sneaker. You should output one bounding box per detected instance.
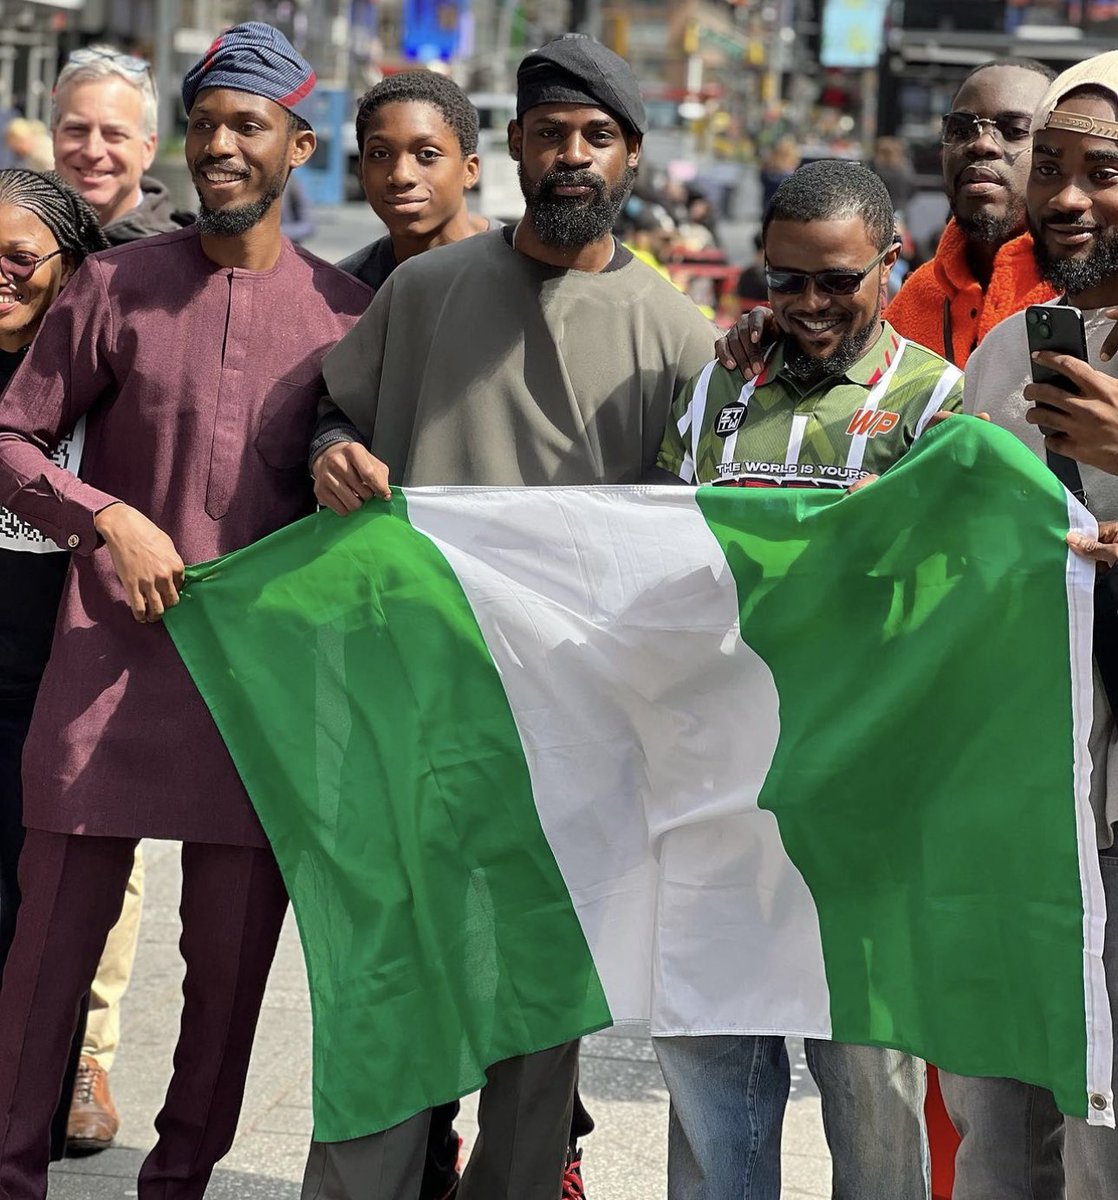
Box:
[562,1145,586,1200]
[420,1129,462,1200]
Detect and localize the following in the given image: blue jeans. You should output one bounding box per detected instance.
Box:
[654,1035,929,1200]
[941,852,1118,1200]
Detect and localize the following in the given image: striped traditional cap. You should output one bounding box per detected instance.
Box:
[182,22,316,118]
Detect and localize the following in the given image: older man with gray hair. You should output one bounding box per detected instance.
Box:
[51,45,192,244]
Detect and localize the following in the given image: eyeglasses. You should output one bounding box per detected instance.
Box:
[765,241,898,297]
[66,46,152,77]
[941,111,1032,148]
[0,249,64,283]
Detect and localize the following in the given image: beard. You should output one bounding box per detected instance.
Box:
[950,202,1026,247]
[519,163,636,249]
[1030,214,1118,296]
[194,162,286,237]
[782,309,883,381]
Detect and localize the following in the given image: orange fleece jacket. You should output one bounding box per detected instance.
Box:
[885,219,1057,367]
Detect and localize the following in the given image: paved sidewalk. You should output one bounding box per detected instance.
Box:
[46,841,833,1198]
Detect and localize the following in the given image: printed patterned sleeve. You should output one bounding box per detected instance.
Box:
[941,369,965,414]
[655,367,703,483]
[912,359,966,440]
[0,259,120,555]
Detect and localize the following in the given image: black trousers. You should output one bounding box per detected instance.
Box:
[0,707,85,1162]
[418,1082,593,1197]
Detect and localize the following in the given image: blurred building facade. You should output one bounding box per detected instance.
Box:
[880,0,1118,182]
[8,0,1115,179]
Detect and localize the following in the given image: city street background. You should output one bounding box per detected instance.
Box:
[45,839,834,1199]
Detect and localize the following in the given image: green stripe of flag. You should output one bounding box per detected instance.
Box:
[169,495,610,1141]
[697,425,1090,1115]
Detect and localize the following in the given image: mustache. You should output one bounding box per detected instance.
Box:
[193,158,250,177]
[952,166,1010,191]
[1037,214,1102,231]
[535,168,606,198]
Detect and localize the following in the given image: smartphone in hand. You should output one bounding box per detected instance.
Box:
[1026,305,1088,436]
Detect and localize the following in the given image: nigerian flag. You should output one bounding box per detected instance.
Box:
[166,418,1112,1142]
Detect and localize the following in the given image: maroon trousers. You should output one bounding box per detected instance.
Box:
[0,831,289,1200]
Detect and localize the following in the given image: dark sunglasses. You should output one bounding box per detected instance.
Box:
[765,241,898,297]
[0,249,64,283]
[940,111,1032,147]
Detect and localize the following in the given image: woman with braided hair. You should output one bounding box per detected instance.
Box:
[0,168,107,1159]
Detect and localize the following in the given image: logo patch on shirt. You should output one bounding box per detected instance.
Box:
[715,403,747,437]
[846,408,900,439]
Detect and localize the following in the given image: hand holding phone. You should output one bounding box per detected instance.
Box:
[1026,305,1088,437]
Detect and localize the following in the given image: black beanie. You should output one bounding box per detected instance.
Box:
[516,35,646,137]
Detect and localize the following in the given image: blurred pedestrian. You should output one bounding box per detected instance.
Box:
[870,135,915,218]
[678,191,719,250]
[760,137,800,211]
[736,232,768,302]
[280,169,315,242]
[3,120,52,172]
[0,24,370,1199]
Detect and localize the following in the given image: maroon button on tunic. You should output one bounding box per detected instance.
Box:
[0,226,371,847]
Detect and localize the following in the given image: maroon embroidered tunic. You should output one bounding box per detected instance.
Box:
[0,226,370,846]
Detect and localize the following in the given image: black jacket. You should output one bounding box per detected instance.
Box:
[102,174,194,246]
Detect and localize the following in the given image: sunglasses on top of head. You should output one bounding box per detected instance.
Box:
[764,240,900,297]
[0,249,64,284]
[66,46,152,78]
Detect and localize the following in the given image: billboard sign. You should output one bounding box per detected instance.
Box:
[820,0,889,68]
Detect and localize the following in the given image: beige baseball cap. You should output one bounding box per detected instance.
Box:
[1031,50,1118,141]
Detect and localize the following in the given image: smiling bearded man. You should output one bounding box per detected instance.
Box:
[651,159,964,1200]
[0,23,371,1200]
[304,33,718,1200]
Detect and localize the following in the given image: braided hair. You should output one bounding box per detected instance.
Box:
[0,169,109,265]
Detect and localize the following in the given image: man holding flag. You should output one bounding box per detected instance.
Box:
[652,158,962,1200]
[307,32,715,1200]
[0,24,370,1199]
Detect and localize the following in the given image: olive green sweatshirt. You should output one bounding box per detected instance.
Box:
[319,227,717,486]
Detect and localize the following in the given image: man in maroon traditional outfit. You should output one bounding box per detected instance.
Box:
[0,23,370,1199]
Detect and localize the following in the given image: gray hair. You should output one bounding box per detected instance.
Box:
[51,46,158,139]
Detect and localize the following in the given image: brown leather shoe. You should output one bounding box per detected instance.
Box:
[66,1056,119,1154]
